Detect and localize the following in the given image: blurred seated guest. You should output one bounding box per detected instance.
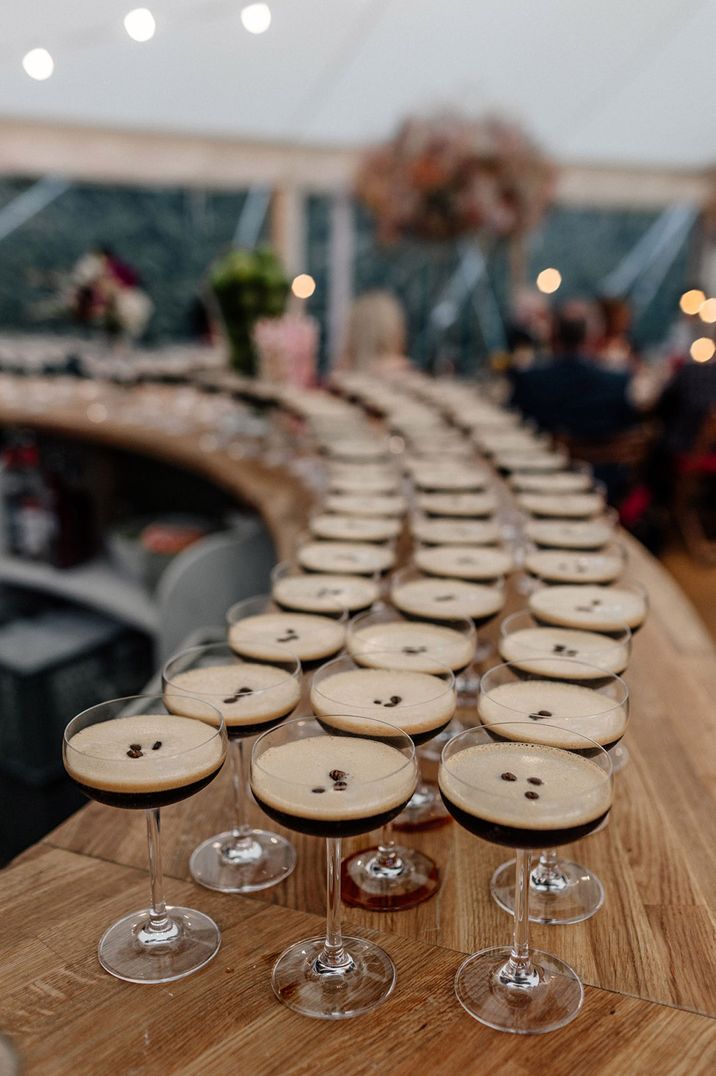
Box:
[510,308,640,440]
[660,353,716,455]
[507,287,553,370]
[597,296,639,372]
[339,290,412,374]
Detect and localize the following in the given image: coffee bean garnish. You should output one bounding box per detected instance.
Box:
[576,605,593,613]
[317,587,342,598]
[127,748,143,759]
[501,771,517,782]
[435,594,455,602]
[403,645,427,655]
[333,781,348,791]
[527,777,543,786]
[276,628,299,643]
[553,644,566,653]
[529,709,552,721]
[152,741,162,751]
[524,790,540,800]
[223,686,253,704]
[373,699,382,705]
[312,787,326,794]
[384,695,402,708]
[129,743,142,751]
[566,649,578,657]
[457,557,474,565]
[329,769,347,781]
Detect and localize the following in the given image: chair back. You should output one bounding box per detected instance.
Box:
[156,521,275,663]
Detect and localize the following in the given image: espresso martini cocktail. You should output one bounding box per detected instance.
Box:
[297,540,395,576]
[410,516,501,547]
[163,642,302,895]
[439,722,612,1034]
[414,544,512,583]
[309,513,401,544]
[348,609,476,675]
[499,611,631,679]
[311,654,456,911]
[63,694,227,985]
[525,517,616,551]
[250,717,417,1020]
[528,583,648,633]
[391,570,505,628]
[272,567,380,615]
[478,659,627,928]
[227,595,347,669]
[524,547,624,586]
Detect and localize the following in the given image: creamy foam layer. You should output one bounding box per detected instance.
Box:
[439,742,612,831]
[411,518,501,546]
[510,472,591,493]
[310,513,401,543]
[251,735,416,822]
[311,668,456,737]
[478,680,627,748]
[496,452,566,472]
[415,544,512,581]
[392,577,504,622]
[529,585,647,631]
[297,541,394,575]
[324,493,406,517]
[349,621,474,672]
[412,467,490,491]
[327,441,388,461]
[517,492,605,519]
[166,665,300,728]
[273,573,379,613]
[328,474,400,494]
[525,550,623,584]
[499,627,629,676]
[229,613,345,662]
[525,519,614,549]
[66,714,225,793]
[416,491,497,517]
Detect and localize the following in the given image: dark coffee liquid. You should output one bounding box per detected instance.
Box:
[73,764,224,810]
[252,792,412,839]
[440,791,609,850]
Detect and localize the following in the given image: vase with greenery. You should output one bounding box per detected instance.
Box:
[210,247,290,376]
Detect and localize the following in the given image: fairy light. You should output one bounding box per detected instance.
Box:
[291,274,316,299]
[124,8,156,42]
[241,4,272,34]
[536,267,562,295]
[22,48,54,80]
[680,289,705,315]
[690,337,715,363]
[698,297,716,324]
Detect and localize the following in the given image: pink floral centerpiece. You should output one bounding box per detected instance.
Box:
[356,112,555,244]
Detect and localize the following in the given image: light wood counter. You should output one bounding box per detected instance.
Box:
[1,381,715,1073]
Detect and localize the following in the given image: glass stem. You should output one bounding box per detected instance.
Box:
[230,737,250,840]
[318,837,351,970]
[145,808,171,933]
[499,848,538,988]
[530,847,566,890]
[375,822,404,871]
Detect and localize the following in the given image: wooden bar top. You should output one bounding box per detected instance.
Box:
[1,380,716,1073]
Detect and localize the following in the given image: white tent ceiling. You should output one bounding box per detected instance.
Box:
[0,0,714,169]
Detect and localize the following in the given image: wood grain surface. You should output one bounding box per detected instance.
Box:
[1,381,716,1073]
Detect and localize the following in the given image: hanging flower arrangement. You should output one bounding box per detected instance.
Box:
[356,112,555,244]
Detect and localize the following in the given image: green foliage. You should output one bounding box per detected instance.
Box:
[210,247,289,375]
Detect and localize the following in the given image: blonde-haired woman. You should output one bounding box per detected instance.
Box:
[339,290,412,373]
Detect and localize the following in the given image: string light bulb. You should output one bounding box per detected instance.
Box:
[690,337,715,363]
[698,297,716,324]
[241,4,272,34]
[536,268,562,295]
[124,8,156,43]
[291,274,316,299]
[22,48,54,80]
[680,289,705,315]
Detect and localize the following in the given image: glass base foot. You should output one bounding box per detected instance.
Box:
[608,742,630,773]
[455,946,584,1034]
[272,936,395,1019]
[491,858,604,925]
[392,780,451,831]
[98,906,220,984]
[190,829,296,893]
[341,846,440,911]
